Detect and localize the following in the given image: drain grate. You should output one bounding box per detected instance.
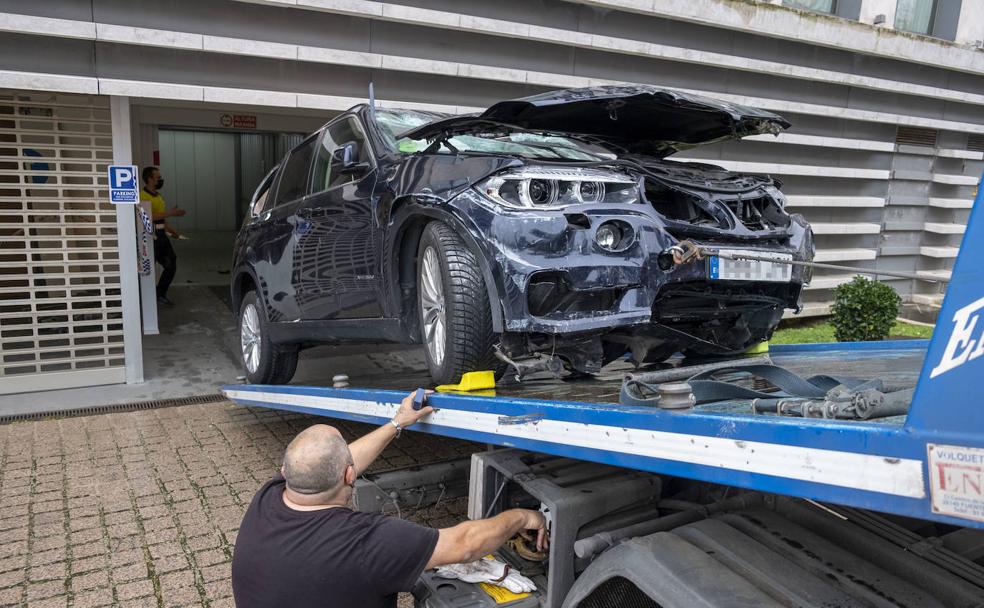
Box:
[0,393,228,425]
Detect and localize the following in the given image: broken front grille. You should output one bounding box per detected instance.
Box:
[646,179,788,234]
[721,196,789,231]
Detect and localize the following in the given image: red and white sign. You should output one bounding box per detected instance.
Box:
[928,443,984,522]
[234,114,257,129]
[219,114,257,129]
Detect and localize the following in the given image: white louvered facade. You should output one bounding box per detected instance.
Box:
[0,91,124,393]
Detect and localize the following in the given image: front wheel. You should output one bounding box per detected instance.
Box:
[239,291,298,384]
[417,222,499,385]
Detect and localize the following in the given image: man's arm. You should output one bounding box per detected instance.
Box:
[426,509,548,569]
[349,391,433,476]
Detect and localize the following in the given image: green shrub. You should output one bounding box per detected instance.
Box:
[830,276,901,342]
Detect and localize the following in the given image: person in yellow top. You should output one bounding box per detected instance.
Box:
[140,166,186,305]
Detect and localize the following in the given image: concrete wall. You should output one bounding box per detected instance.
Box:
[775,0,981,44]
[956,1,984,46]
[0,0,981,315]
[860,0,899,27]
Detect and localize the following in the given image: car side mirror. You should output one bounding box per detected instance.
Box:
[330,141,365,174]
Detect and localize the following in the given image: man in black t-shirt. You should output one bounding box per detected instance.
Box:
[232,391,548,608]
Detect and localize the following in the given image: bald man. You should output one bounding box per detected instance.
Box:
[231,392,548,608]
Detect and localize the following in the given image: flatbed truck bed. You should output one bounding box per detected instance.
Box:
[223,337,961,527]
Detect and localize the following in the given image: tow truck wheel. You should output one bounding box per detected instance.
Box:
[239,291,298,384]
[417,221,499,385]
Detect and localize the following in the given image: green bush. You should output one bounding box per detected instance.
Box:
[830,276,901,342]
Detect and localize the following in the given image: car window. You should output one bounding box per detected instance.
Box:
[274,136,317,206]
[374,109,614,161]
[250,169,278,216]
[311,117,371,194]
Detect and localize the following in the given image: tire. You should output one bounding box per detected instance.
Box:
[417,221,499,385]
[239,290,298,384]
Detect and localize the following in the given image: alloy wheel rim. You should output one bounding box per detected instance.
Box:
[420,247,446,366]
[241,303,262,374]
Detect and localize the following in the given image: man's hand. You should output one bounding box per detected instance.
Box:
[518,509,549,552]
[392,390,434,429]
[168,206,187,218]
[428,507,549,569]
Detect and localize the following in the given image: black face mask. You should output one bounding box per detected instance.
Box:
[155,178,164,190]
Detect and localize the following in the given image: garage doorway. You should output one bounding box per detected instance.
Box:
[156,129,303,285]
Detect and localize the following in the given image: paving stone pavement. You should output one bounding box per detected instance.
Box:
[0,402,478,607]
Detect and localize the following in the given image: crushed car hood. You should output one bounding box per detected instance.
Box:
[400,85,791,157]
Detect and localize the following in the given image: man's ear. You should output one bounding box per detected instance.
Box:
[280,465,286,478]
[345,464,356,488]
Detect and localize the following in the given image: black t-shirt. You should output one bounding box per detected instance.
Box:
[232,476,439,608]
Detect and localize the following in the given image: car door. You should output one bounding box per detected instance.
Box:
[295,116,382,320]
[253,133,319,322]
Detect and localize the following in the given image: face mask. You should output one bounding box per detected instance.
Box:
[155,178,164,189]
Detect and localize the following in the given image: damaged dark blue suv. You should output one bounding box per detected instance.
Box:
[231,85,814,385]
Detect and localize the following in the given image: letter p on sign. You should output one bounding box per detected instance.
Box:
[108,164,138,204]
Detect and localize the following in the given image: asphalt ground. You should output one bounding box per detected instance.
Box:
[0,401,477,607]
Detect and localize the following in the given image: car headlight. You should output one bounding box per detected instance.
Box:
[478,167,639,209]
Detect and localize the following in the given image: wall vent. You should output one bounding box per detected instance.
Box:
[896,126,938,147]
[968,134,984,153]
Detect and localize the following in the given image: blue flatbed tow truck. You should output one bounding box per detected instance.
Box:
[222,179,984,607]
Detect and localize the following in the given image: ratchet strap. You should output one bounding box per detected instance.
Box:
[621,364,865,407]
[686,364,867,403]
[620,364,913,421]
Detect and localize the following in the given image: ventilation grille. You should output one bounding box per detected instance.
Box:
[896,126,938,147]
[968,134,984,153]
[576,577,661,608]
[0,393,227,425]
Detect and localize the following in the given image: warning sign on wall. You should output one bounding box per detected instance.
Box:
[928,443,984,522]
[219,114,257,129]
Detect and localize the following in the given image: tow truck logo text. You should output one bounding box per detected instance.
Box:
[931,296,984,378]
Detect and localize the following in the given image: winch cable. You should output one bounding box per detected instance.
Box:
[668,240,950,284]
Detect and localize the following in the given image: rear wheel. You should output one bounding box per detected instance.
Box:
[417,222,499,385]
[239,291,298,384]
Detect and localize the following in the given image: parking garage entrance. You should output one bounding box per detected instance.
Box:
[154,128,304,287]
[0,94,335,404]
[127,102,329,335]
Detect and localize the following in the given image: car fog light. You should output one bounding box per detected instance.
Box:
[595,222,622,251]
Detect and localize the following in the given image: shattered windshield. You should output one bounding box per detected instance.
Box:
[374,109,615,161]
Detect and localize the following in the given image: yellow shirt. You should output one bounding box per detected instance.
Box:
[140,189,166,216]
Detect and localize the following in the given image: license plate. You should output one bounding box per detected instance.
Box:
[707,249,792,282]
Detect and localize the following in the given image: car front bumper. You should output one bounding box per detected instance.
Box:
[449,189,813,337]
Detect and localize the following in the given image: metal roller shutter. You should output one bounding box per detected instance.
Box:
[0,90,125,394]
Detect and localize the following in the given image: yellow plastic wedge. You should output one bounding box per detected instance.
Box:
[744,341,770,355]
[436,370,496,392]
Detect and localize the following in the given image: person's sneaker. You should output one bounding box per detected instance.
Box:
[157,295,174,306]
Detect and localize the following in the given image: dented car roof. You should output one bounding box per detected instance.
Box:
[400,85,791,157]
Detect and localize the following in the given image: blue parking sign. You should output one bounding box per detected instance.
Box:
[108,165,138,204]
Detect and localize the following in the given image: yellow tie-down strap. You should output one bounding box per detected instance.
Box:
[478,582,530,604]
[477,555,532,604]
